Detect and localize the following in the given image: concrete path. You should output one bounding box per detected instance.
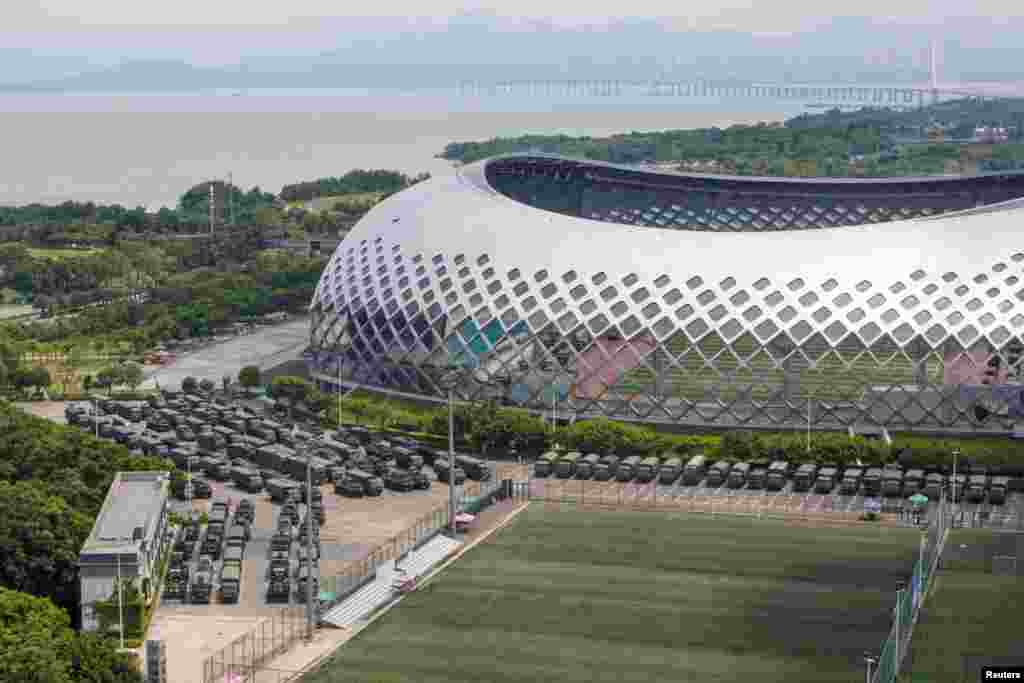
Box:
[141,318,310,390]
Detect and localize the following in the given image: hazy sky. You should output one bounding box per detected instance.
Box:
[2,1,1022,74]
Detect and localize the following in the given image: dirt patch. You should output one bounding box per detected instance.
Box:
[14,400,68,422]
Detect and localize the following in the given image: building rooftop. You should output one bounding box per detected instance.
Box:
[80,471,170,559]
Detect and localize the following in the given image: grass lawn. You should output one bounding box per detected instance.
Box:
[906,530,1024,682]
[304,507,918,683]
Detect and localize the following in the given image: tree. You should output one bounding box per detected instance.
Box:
[118,363,144,392]
[28,366,51,395]
[0,587,74,683]
[181,376,198,394]
[94,368,116,395]
[238,365,261,390]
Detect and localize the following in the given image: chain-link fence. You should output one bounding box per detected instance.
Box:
[202,606,305,683]
[871,501,951,683]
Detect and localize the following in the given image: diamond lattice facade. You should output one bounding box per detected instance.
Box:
[309,154,1024,434]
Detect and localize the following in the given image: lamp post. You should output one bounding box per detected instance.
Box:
[93,396,100,438]
[186,455,198,520]
[951,447,960,514]
[436,366,464,537]
[864,651,877,683]
[304,433,315,643]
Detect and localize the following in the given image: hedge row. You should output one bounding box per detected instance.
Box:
[331,395,1024,476]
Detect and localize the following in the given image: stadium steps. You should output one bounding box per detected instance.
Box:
[319,535,463,629]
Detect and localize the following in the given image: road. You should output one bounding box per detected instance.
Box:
[141,318,310,390]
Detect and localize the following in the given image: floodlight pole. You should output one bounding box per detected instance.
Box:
[952,448,959,512]
[305,447,314,642]
[93,397,99,438]
[116,552,125,650]
[806,397,811,453]
[864,652,876,683]
[448,386,456,536]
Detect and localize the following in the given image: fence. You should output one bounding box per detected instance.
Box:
[202,606,305,683]
[320,475,504,610]
[871,500,951,683]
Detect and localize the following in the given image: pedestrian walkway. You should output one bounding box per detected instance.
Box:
[319,534,463,629]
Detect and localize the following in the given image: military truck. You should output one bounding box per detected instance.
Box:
[575,453,602,480]
[227,524,250,547]
[223,545,244,567]
[385,467,417,492]
[456,455,492,481]
[266,580,291,603]
[202,533,223,559]
[635,456,663,483]
[220,566,241,603]
[902,469,925,497]
[334,473,365,497]
[299,486,323,506]
[923,473,945,501]
[533,452,560,478]
[793,463,819,492]
[882,466,905,498]
[989,476,1009,505]
[814,467,839,494]
[747,465,768,490]
[765,461,791,492]
[727,462,751,489]
[593,454,620,481]
[616,456,643,482]
[681,455,709,486]
[840,468,864,495]
[345,469,385,496]
[176,425,197,443]
[863,468,883,496]
[658,457,684,485]
[434,459,467,486]
[295,567,318,602]
[705,460,732,488]
[270,532,292,552]
[965,475,989,503]
[555,452,583,479]
[190,572,212,604]
[394,448,424,470]
[266,478,301,503]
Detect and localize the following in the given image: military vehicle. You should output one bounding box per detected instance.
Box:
[266,580,291,603]
[814,467,839,494]
[747,465,768,490]
[765,461,791,492]
[681,455,709,486]
[297,545,321,563]
[902,469,925,497]
[270,532,292,551]
[235,499,254,522]
[456,455,492,481]
[163,577,187,600]
[176,425,196,442]
[417,447,444,468]
[989,476,1009,505]
[147,416,173,433]
[409,468,432,490]
[227,524,250,546]
[334,473,365,497]
[965,475,989,503]
[863,468,883,496]
[840,468,864,495]
[555,452,583,479]
[385,467,417,492]
[201,533,223,559]
[727,462,751,488]
[923,473,945,500]
[299,486,323,505]
[295,567,318,601]
[344,468,385,496]
[266,478,301,503]
[434,459,467,486]
[593,454,620,481]
[615,456,642,482]
[635,456,663,483]
[658,457,683,484]
[705,460,732,488]
[533,452,559,478]
[882,466,905,498]
[190,573,212,604]
[394,448,424,470]
[184,523,200,543]
[793,463,819,492]
[219,566,241,603]
[575,453,602,480]
[222,545,244,567]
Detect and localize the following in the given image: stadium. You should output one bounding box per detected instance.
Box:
[308,154,1024,435]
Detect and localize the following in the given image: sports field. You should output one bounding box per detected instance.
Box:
[303,507,918,683]
[906,529,1024,682]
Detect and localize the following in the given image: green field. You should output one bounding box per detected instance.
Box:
[26,247,106,260]
[305,508,918,683]
[906,530,1024,682]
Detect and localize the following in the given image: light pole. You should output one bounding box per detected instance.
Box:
[93,396,99,438]
[437,366,463,537]
[951,447,960,511]
[304,434,315,643]
[864,651,877,683]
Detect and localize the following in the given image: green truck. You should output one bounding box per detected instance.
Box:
[705,460,732,488]
[681,455,708,486]
[727,462,751,489]
[793,463,819,492]
[575,454,602,480]
[593,454,620,481]
[635,456,662,483]
[765,461,790,492]
[533,451,559,478]
[616,456,643,482]
[556,452,583,479]
[840,468,864,495]
[219,565,241,604]
[658,457,684,485]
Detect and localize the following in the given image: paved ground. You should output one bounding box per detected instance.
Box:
[141,318,310,390]
[14,400,68,424]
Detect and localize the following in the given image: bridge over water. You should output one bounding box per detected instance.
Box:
[457,80,1000,107]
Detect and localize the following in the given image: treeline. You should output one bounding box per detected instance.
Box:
[0,401,169,681]
[279,170,431,203]
[788,97,1024,133]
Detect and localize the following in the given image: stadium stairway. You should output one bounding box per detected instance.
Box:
[320,534,463,629]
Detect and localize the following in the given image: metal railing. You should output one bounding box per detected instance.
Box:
[202,606,305,683]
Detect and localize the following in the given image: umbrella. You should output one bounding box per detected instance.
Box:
[908,493,929,507]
